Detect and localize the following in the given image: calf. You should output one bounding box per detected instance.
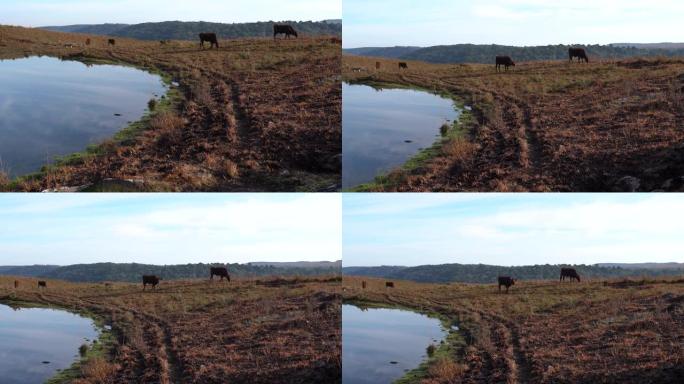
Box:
[38,281,47,289]
[498,276,516,293]
[560,268,581,282]
[210,267,230,281]
[398,62,408,69]
[496,56,515,72]
[385,281,395,288]
[142,275,160,290]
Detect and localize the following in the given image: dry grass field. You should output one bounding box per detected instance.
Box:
[0,275,341,384]
[343,275,684,384]
[0,25,341,191]
[344,55,684,192]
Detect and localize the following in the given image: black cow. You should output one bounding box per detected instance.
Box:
[496,56,515,72]
[210,267,230,281]
[569,48,589,63]
[108,39,115,46]
[385,281,395,288]
[498,276,516,293]
[38,281,47,289]
[560,268,581,282]
[274,24,298,39]
[142,275,160,290]
[199,33,219,49]
[398,62,408,69]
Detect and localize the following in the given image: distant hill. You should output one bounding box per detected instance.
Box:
[40,20,341,41]
[1,262,341,283]
[596,262,684,270]
[343,263,684,284]
[344,43,684,64]
[344,46,422,59]
[611,43,684,49]
[248,261,341,269]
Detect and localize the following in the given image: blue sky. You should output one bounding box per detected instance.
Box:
[0,194,341,265]
[0,0,340,26]
[343,194,684,267]
[344,0,684,48]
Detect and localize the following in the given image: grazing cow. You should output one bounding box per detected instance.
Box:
[385,281,394,288]
[210,267,230,281]
[142,275,160,290]
[560,268,581,282]
[496,56,515,72]
[273,24,298,39]
[498,276,516,293]
[569,48,589,63]
[362,281,367,289]
[376,62,381,70]
[398,62,408,69]
[199,33,219,49]
[85,38,91,46]
[108,39,116,46]
[14,280,18,289]
[38,281,47,289]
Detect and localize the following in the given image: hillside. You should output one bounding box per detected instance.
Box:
[1,262,341,282]
[344,43,684,64]
[343,263,684,283]
[41,20,341,41]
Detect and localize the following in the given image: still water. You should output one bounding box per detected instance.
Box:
[342,83,461,189]
[343,304,448,384]
[0,303,99,383]
[0,56,167,177]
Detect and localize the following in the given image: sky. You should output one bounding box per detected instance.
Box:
[344,0,684,48]
[343,194,684,267]
[0,0,340,27]
[0,194,341,265]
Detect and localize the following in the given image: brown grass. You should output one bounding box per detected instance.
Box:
[1,275,341,384]
[0,25,340,191]
[343,275,684,383]
[344,55,684,191]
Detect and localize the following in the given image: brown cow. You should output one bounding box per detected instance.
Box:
[142,275,160,290]
[199,33,219,49]
[38,281,47,289]
[85,38,91,46]
[362,281,367,289]
[560,268,581,282]
[398,62,408,69]
[498,276,516,293]
[108,39,116,46]
[210,267,230,281]
[376,62,381,70]
[569,48,589,63]
[496,56,515,72]
[274,24,298,39]
[385,281,395,288]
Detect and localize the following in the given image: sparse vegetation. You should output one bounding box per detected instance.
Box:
[1,275,341,384]
[0,25,340,191]
[343,275,684,383]
[344,55,684,191]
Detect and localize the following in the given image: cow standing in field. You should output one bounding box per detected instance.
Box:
[498,276,516,293]
[560,268,581,282]
[142,275,160,290]
[38,281,47,289]
[108,39,116,47]
[496,56,515,72]
[210,267,230,281]
[569,48,589,63]
[385,281,395,288]
[199,33,219,49]
[398,62,408,69]
[273,24,298,39]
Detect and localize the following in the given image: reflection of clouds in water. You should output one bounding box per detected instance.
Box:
[0,56,166,177]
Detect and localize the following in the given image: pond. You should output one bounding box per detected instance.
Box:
[342,304,448,384]
[0,56,168,178]
[0,303,100,383]
[342,83,461,189]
